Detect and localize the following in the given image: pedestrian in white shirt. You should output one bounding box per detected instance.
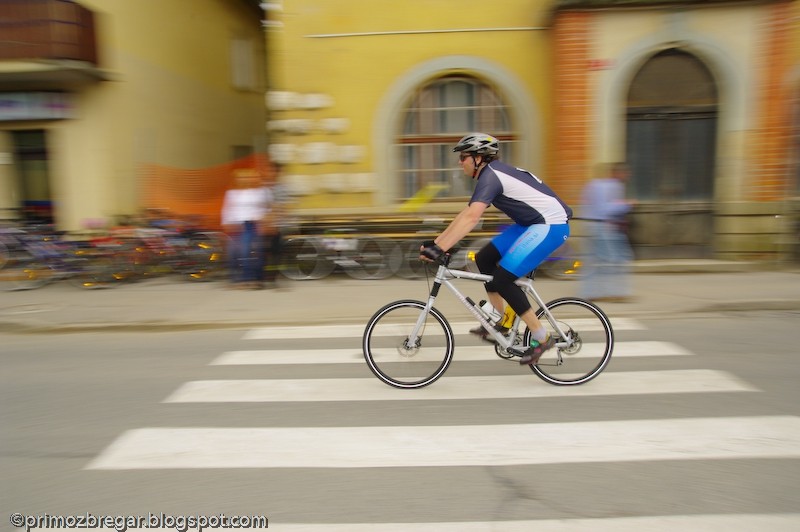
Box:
[221,168,273,289]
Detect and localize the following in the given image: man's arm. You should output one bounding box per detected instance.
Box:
[435,202,489,251]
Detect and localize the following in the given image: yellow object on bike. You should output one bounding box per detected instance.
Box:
[500,306,516,328]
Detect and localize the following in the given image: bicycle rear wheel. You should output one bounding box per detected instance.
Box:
[363,300,454,389]
[523,297,613,385]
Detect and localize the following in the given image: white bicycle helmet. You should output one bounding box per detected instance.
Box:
[453,133,499,156]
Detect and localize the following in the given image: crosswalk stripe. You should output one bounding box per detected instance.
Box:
[258,514,800,531]
[241,318,645,340]
[163,369,756,403]
[211,341,691,365]
[86,415,800,469]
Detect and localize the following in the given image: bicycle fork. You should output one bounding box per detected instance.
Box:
[405,270,446,349]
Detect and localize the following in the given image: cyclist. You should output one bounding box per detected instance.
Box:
[419,133,573,365]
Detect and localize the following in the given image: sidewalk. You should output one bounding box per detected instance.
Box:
[0,260,798,334]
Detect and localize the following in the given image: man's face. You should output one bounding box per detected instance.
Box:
[458,152,480,177]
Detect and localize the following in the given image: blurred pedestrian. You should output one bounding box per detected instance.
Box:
[221,168,272,289]
[419,133,573,366]
[260,161,289,287]
[579,162,635,302]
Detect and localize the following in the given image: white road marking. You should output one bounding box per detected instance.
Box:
[242,318,645,340]
[52,514,800,531]
[211,341,690,365]
[86,415,800,469]
[267,514,800,531]
[164,370,755,403]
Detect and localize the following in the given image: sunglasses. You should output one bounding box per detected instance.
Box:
[458,153,473,162]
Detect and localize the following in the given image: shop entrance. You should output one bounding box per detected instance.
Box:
[11,129,53,224]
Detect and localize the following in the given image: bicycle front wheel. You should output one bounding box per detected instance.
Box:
[523,297,613,385]
[363,300,454,389]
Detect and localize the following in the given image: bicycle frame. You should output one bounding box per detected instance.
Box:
[406,262,576,356]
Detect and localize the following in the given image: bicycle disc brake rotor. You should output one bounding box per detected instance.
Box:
[559,327,582,355]
[397,337,421,357]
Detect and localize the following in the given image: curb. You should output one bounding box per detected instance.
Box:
[2,299,799,335]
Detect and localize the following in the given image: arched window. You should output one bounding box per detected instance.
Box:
[396,76,517,200]
[626,49,718,200]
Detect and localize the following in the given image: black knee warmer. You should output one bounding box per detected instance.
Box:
[490,267,532,316]
[475,243,500,275]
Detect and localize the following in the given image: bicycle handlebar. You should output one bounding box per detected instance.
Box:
[428,246,460,266]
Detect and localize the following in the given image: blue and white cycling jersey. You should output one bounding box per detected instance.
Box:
[469,161,572,225]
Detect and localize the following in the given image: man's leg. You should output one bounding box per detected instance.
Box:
[496,224,570,363]
[470,241,507,339]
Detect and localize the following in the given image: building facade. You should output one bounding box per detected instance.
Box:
[2,0,797,260]
[265,0,800,260]
[0,0,266,231]
[549,0,800,259]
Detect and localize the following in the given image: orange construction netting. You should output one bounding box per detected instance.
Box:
[139,153,271,230]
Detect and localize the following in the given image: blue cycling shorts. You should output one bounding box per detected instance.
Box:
[492,223,570,278]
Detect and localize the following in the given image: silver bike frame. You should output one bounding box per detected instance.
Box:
[405,263,574,352]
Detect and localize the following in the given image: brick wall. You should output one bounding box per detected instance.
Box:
[550,11,592,205]
[749,0,794,201]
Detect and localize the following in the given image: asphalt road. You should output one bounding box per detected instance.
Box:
[2,311,799,530]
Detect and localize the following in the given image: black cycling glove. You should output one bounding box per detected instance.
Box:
[420,241,445,262]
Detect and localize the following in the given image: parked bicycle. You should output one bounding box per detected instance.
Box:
[109,217,226,282]
[0,225,128,291]
[362,249,613,389]
[281,229,397,280]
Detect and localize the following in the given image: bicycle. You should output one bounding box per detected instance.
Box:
[0,225,127,291]
[281,229,397,281]
[362,250,614,389]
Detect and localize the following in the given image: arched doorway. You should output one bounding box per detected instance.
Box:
[626,49,718,258]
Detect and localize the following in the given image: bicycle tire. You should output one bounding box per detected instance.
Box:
[280,238,334,280]
[363,300,454,389]
[345,237,396,280]
[0,251,51,291]
[522,297,613,385]
[393,240,429,279]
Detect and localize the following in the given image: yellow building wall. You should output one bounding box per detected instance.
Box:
[267,0,556,212]
[44,0,266,230]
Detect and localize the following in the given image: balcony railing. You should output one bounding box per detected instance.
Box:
[0,0,97,65]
